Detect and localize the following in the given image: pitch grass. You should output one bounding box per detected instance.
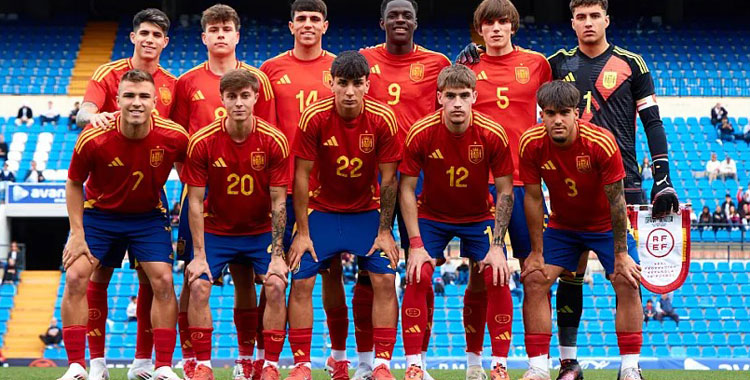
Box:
[0,368,747,380]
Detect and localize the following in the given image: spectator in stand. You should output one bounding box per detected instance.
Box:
[126,296,137,322]
[456,259,469,285]
[705,152,721,184]
[15,104,33,127]
[2,241,19,283]
[656,292,679,325]
[686,203,697,224]
[737,184,750,210]
[719,117,735,142]
[640,157,652,181]
[433,277,445,297]
[0,162,13,183]
[742,123,750,146]
[169,201,180,226]
[697,206,712,238]
[722,194,736,220]
[342,252,357,284]
[39,317,62,347]
[711,102,728,128]
[0,134,7,161]
[712,205,728,233]
[720,155,738,182]
[729,205,742,229]
[40,101,60,126]
[441,257,458,285]
[68,101,81,131]
[23,160,44,183]
[643,299,656,324]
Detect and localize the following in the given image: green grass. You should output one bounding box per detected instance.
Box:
[0,368,747,380]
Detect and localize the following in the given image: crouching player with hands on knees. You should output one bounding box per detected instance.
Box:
[398,64,515,380]
[181,70,290,380]
[519,81,643,380]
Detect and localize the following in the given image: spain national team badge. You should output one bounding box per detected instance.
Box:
[515,66,530,84]
[576,155,592,173]
[323,70,332,85]
[359,133,374,153]
[409,63,425,82]
[251,151,266,171]
[469,144,484,164]
[603,71,618,90]
[150,148,164,167]
[159,86,172,106]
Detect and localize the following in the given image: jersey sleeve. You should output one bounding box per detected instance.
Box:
[398,132,424,177]
[630,57,656,100]
[174,131,190,163]
[489,132,514,179]
[253,71,277,126]
[539,56,553,84]
[598,139,626,185]
[182,137,209,187]
[82,74,109,111]
[268,135,291,188]
[68,130,94,183]
[170,77,191,132]
[519,139,541,185]
[293,113,320,161]
[377,122,402,163]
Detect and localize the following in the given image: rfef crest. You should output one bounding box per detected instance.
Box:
[359,134,374,153]
[409,63,425,82]
[576,155,592,173]
[469,145,484,164]
[515,66,530,84]
[150,148,164,167]
[251,151,266,171]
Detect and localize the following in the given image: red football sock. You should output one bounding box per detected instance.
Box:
[153,328,176,368]
[326,304,349,351]
[86,281,108,359]
[263,329,286,362]
[234,308,258,357]
[135,282,154,360]
[463,288,487,354]
[189,326,213,362]
[422,285,434,352]
[401,262,433,355]
[617,331,643,355]
[484,270,513,357]
[63,325,87,368]
[525,333,552,358]
[257,291,266,350]
[352,281,374,352]
[288,327,312,364]
[373,327,397,361]
[178,312,195,359]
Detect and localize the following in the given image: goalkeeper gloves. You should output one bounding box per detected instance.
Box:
[650,157,679,218]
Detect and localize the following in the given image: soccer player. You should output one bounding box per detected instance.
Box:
[519,81,643,380]
[357,1,450,377]
[170,5,276,379]
[75,9,176,379]
[181,70,290,380]
[259,2,350,378]
[58,69,189,380]
[286,51,401,380]
[399,65,514,380]
[544,1,678,377]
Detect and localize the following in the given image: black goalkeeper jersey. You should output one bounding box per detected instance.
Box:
[548,44,655,196]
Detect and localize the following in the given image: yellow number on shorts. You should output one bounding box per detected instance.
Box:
[483,225,493,245]
[295,90,319,113]
[446,166,469,188]
[336,156,363,178]
[227,173,254,196]
[131,171,144,191]
[564,178,578,197]
[496,87,510,109]
[387,83,401,105]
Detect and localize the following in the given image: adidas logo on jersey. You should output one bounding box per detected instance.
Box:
[212,158,227,168]
[563,72,575,82]
[371,64,381,75]
[476,71,488,81]
[541,160,557,170]
[428,149,444,159]
[276,74,291,85]
[108,157,124,167]
[494,331,511,341]
[192,90,205,101]
[323,136,339,147]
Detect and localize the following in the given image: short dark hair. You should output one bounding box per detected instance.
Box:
[536,80,580,110]
[201,4,240,32]
[330,51,370,80]
[133,8,170,35]
[120,69,155,88]
[437,64,477,91]
[569,0,608,14]
[220,70,259,95]
[473,0,520,33]
[380,0,418,18]
[291,0,327,20]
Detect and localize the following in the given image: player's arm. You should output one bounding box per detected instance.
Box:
[76,102,115,129]
[368,161,399,269]
[62,179,94,270]
[266,185,289,284]
[482,174,514,286]
[186,185,212,283]
[288,158,316,269]
[603,179,641,289]
[521,183,548,280]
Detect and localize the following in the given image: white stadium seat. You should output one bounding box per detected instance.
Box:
[11,132,27,144]
[9,141,25,153]
[33,151,49,163]
[7,151,21,161]
[6,160,19,172]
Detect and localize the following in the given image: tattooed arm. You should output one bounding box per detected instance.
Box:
[267,185,290,284]
[481,174,514,286]
[604,179,641,288]
[368,161,399,269]
[76,102,115,129]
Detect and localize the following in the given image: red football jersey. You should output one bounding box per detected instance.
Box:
[170,60,276,135]
[519,120,625,232]
[68,113,189,214]
[360,44,451,142]
[293,96,401,213]
[400,110,513,223]
[83,58,177,117]
[260,50,336,190]
[467,47,552,185]
[182,116,289,236]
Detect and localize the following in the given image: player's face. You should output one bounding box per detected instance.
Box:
[331,76,370,113]
[571,5,609,45]
[289,11,328,47]
[202,21,240,57]
[438,87,477,126]
[221,86,259,123]
[478,18,513,51]
[130,22,169,61]
[381,0,417,45]
[117,81,156,126]
[541,106,579,144]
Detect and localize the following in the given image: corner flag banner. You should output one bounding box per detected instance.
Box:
[628,205,691,294]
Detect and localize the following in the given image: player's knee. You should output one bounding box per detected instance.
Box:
[610,276,639,299]
[146,271,174,294]
[189,279,211,304]
[523,271,550,294]
[290,278,315,301]
[64,269,89,296]
[370,273,396,293]
[413,263,434,291]
[263,276,286,302]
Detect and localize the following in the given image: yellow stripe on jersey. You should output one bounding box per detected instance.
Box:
[241,63,275,101]
[155,117,190,139]
[579,124,617,155]
[299,98,335,132]
[415,45,451,64]
[579,126,617,157]
[547,47,577,60]
[177,62,206,80]
[158,66,177,81]
[613,47,649,74]
[404,112,442,147]
[256,121,290,157]
[92,59,130,82]
[473,113,509,145]
[519,126,547,158]
[187,125,221,157]
[74,129,111,153]
[364,101,398,136]
[517,47,548,60]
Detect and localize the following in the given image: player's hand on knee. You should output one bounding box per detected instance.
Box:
[368,231,399,269]
[405,247,434,285]
[90,112,116,129]
[186,258,212,285]
[288,234,316,270]
[62,234,94,270]
[455,43,484,65]
[520,252,549,282]
[612,253,641,289]
[651,186,679,219]
[479,246,509,287]
[265,256,289,286]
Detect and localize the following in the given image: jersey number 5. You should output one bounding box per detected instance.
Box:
[496,87,510,109]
